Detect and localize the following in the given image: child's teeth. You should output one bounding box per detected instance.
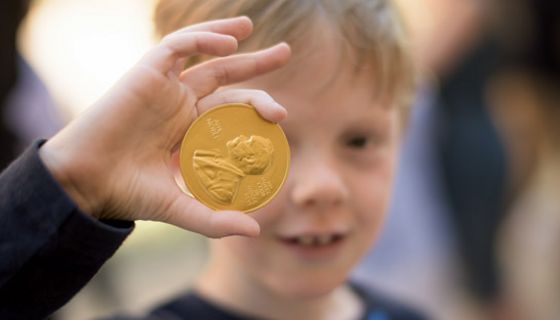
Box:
[298,235,314,245]
[318,235,332,245]
[294,235,335,246]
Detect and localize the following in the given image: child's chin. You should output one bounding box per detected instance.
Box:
[296,286,338,299]
[272,276,344,299]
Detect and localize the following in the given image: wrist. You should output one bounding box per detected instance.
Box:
[39,140,100,217]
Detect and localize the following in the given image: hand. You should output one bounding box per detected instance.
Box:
[39,17,291,238]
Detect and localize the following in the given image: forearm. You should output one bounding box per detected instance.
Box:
[0,140,133,318]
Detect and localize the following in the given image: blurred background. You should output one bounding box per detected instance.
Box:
[2,0,558,319]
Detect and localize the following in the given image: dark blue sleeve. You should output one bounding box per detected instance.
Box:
[0,140,134,319]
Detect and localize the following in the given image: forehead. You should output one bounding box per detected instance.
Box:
[282,22,379,96]
[230,26,398,130]
[260,34,381,101]
[241,62,395,137]
[250,10,407,108]
[263,39,387,101]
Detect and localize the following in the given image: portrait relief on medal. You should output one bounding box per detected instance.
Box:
[193,135,274,204]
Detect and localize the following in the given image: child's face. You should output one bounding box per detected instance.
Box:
[213,42,401,298]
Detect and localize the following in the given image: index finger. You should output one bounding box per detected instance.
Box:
[173,16,253,41]
[139,17,254,73]
[182,42,292,98]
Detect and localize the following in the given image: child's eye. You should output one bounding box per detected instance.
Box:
[346,136,368,149]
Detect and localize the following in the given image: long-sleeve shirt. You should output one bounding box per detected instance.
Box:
[0,141,133,319]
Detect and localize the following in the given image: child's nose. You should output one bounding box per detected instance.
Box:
[290,157,349,211]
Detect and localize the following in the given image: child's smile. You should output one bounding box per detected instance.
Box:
[276,231,349,261]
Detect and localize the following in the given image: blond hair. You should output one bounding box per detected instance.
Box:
[154,0,415,111]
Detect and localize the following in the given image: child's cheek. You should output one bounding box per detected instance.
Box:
[250,187,289,228]
[355,174,392,221]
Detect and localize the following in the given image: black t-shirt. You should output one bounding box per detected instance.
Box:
[110,283,426,320]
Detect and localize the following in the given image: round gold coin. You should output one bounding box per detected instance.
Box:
[179,103,290,212]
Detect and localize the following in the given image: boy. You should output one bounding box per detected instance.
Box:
[148,0,418,319]
[0,0,421,319]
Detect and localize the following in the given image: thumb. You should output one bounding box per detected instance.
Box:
[164,195,261,238]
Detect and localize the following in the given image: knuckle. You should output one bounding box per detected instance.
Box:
[213,66,231,86]
[245,89,270,102]
[159,37,179,57]
[204,215,224,238]
[254,89,269,97]
[192,34,205,53]
[160,33,177,48]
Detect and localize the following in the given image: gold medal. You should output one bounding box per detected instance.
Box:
[179,103,290,212]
